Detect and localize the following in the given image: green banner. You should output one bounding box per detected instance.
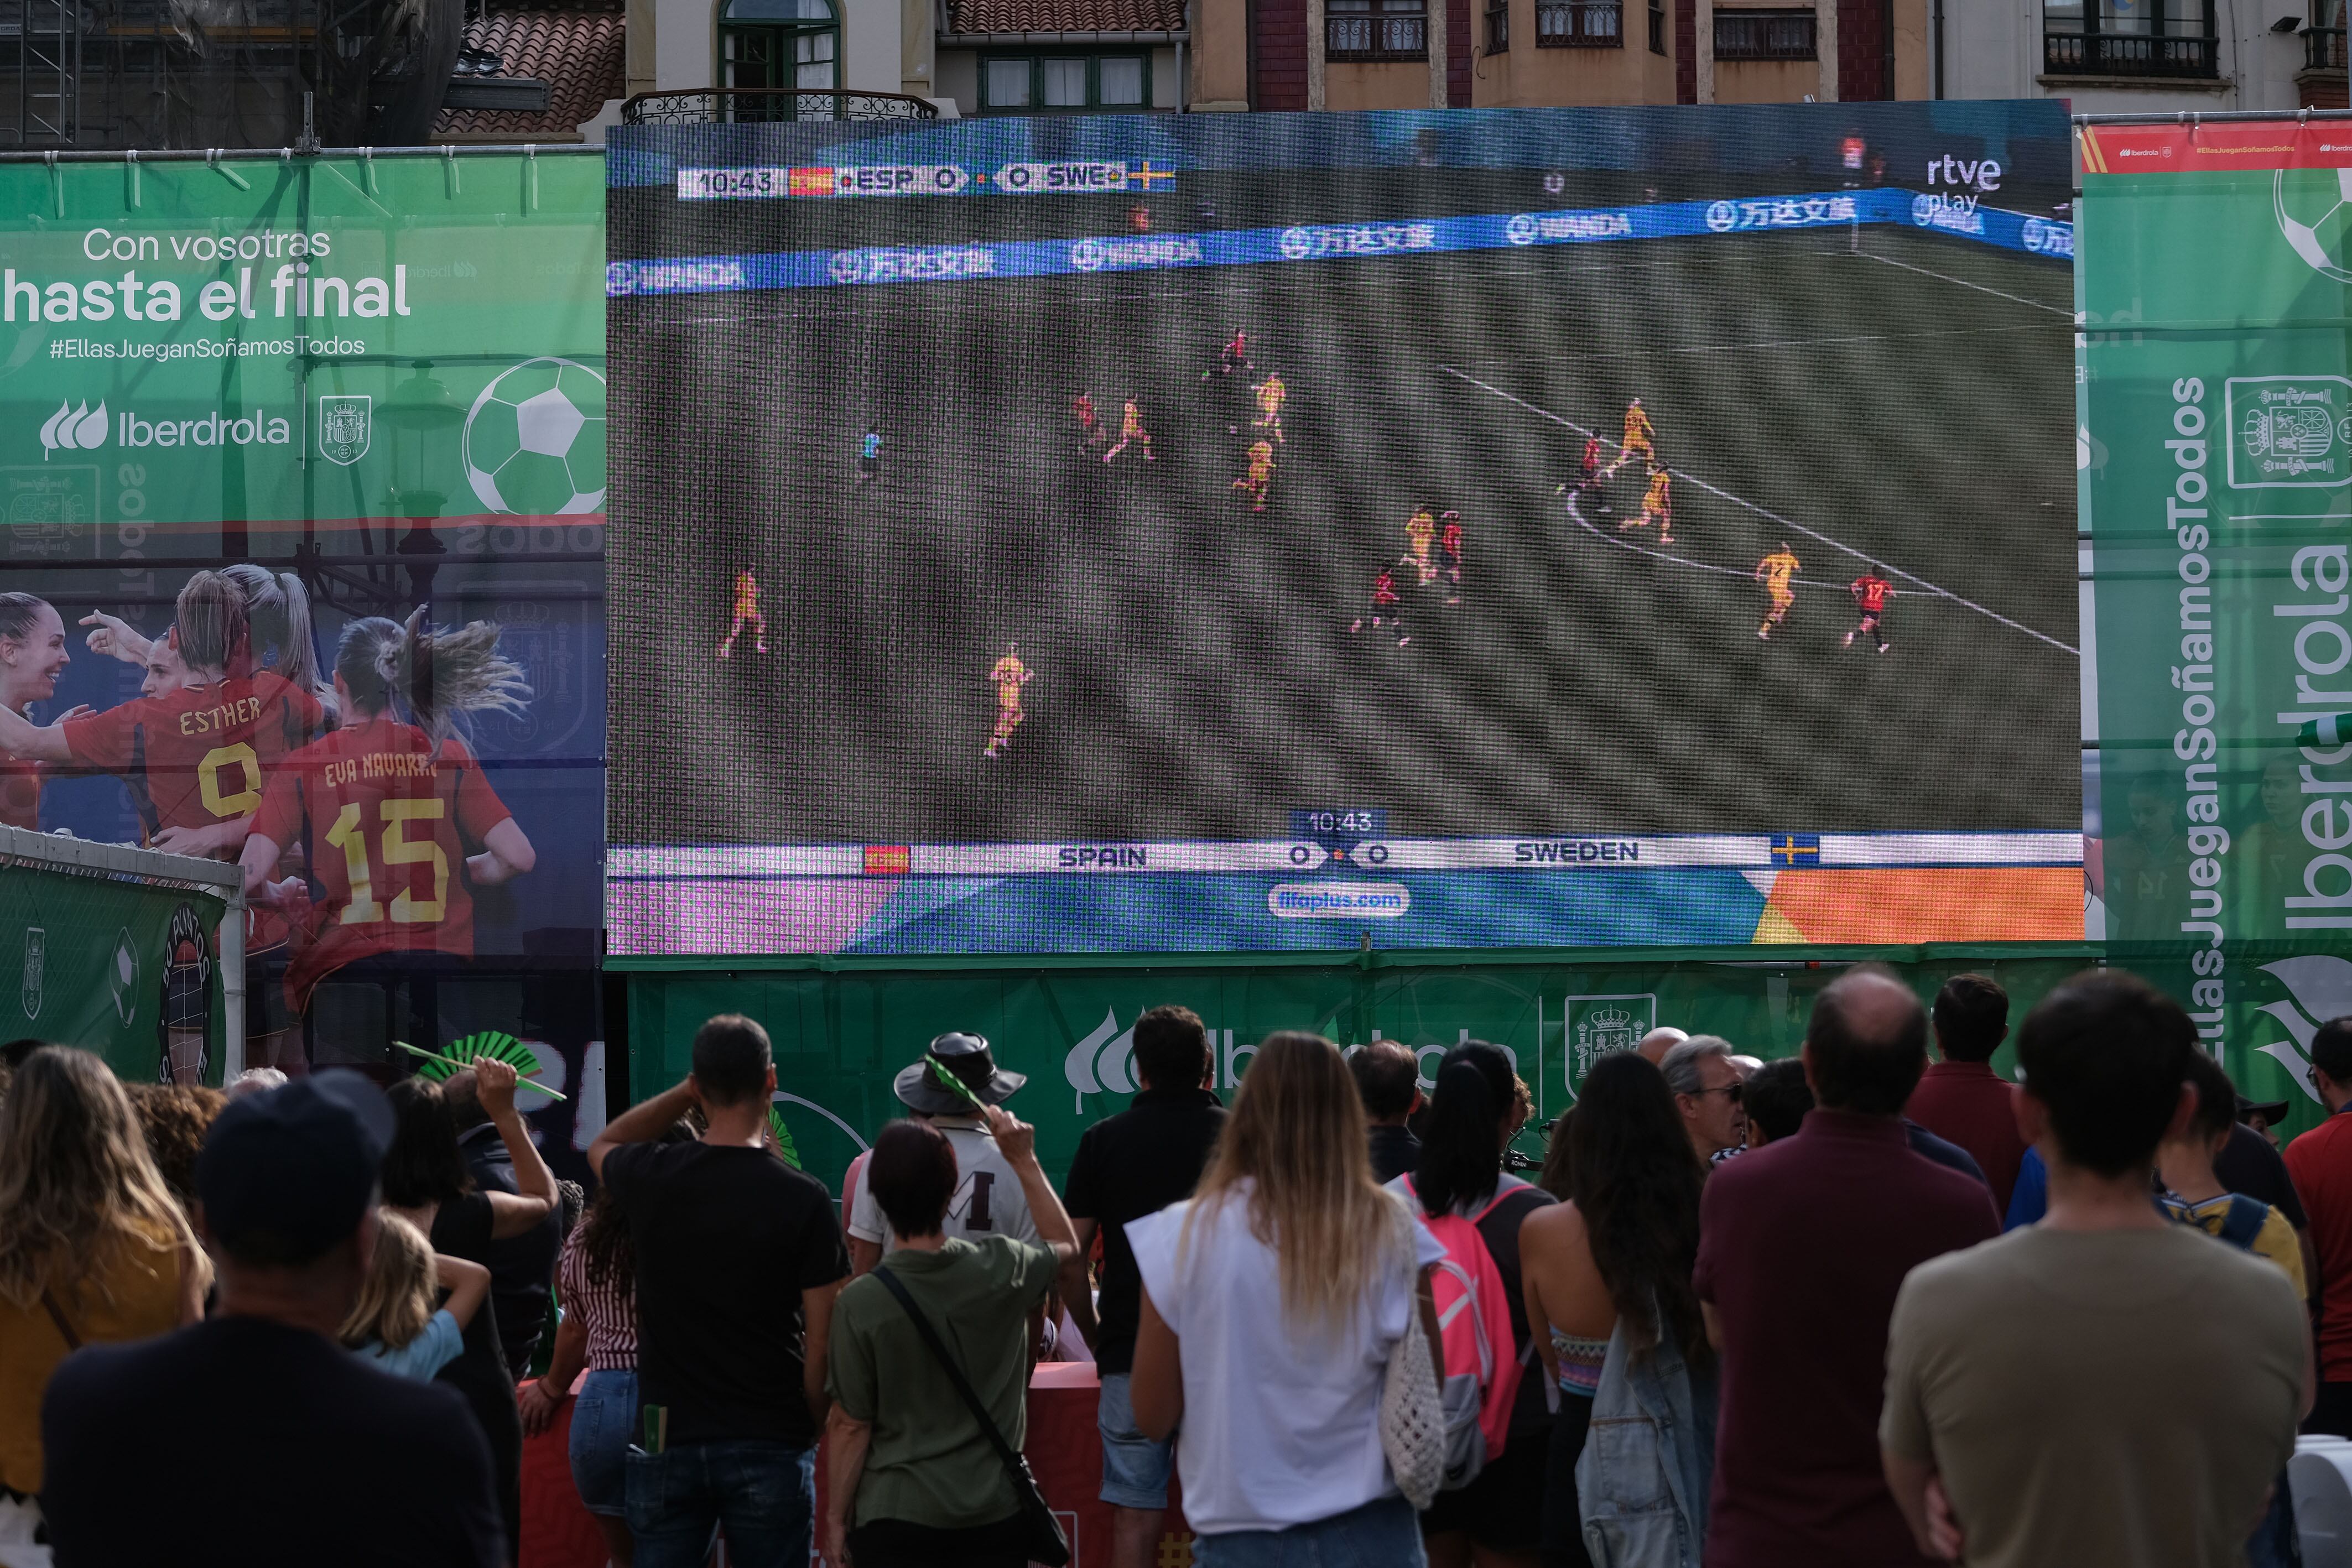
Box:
[0,861,226,1083]
[627,955,2094,1190]
[0,152,605,541]
[2081,123,2352,1136]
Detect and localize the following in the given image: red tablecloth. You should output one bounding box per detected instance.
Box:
[518,1362,1194,1567]
[518,1374,608,1568]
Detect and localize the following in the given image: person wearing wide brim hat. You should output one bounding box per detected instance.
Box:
[849,1032,1044,1272]
[892,1031,1027,1115]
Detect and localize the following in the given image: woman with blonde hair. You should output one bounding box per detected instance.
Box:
[1128,1032,1445,1566]
[0,1047,209,1537]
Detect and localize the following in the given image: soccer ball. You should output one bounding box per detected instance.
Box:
[2276,168,2352,285]
[462,356,607,515]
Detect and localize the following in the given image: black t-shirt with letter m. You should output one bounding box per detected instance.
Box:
[604,1139,850,1447]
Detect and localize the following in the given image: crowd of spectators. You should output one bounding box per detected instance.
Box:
[0,966,2344,1568]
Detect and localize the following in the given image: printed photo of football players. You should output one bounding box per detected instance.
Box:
[238,611,538,1021]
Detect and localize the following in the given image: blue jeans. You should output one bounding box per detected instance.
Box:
[625,1439,814,1568]
[1098,1371,1177,1510]
[1194,1495,1427,1568]
[568,1369,637,1518]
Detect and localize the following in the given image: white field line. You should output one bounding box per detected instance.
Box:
[1849,248,2074,317]
[1438,364,2079,657]
[1562,485,1944,595]
[1450,321,2052,368]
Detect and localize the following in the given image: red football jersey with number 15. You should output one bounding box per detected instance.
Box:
[251,715,516,1010]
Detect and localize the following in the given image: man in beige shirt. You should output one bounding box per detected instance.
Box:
[1880,971,2310,1568]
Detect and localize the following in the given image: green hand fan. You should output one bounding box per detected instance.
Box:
[395,1032,566,1102]
[767,1104,803,1170]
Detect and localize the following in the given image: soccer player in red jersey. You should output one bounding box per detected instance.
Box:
[1437,512,1465,604]
[1845,566,1896,654]
[1203,326,1253,381]
[240,611,538,1019]
[0,594,75,831]
[1073,389,1107,452]
[1348,562,1412,647]
[1557,430,1611,512]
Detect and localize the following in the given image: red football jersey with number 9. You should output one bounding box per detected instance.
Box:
[63,671,325,841]
[251,715,515,1009]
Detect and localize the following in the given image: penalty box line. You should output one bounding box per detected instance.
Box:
[1560,485,1918,595]
[1438,364,2080,658]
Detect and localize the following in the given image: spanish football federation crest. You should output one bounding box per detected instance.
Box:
[2227,376,2352,488]
[1566,993,1656,1088]
[318,395,372,467]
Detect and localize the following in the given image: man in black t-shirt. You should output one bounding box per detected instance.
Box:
[589,1013,850,1568]
[43,1071,503,1568]
[1060,1005,1226,1568]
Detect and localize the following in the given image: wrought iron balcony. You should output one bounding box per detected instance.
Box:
[621,88,938,124]
[2042,29,2219,77]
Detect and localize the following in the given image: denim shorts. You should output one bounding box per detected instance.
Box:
[568,1368,637,1518]
[1194,1494,1426,1568]
[1097,1371,1176,1510]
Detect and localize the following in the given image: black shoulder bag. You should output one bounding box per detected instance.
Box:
[868,1264,1071,1567]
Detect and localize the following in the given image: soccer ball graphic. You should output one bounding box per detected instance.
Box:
[2276,168,2352,285]
[462,356,607,515]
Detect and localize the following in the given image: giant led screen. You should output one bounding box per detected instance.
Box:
[606,101,2082,957]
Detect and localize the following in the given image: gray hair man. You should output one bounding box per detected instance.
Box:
[1662,1034,1746,1164]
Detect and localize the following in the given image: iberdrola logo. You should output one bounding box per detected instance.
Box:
[2253,955,2352,1101]
[1064,1007,1137,1111]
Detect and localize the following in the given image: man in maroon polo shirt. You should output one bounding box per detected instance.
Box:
[2286,1017,2352,1435]
[1697,965,2000,1567]
[1906,973,2031,1214]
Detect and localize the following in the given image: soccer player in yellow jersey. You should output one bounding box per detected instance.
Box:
[1621,462,1674,544]
[984,640,1034,758]
[1605,397,1656,478]
[1754,543,1802,641]
[1403,504,1438,585]
[1231,439,1277,512]
[1103,395,1154,464]
[717,565,767,660]
[1252,372,1288,444]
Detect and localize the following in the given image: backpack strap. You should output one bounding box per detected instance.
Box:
[2217,1194,2272,1251]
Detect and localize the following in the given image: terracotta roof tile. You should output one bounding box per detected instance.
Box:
[434,8,624,138]
[945,0,1187,35]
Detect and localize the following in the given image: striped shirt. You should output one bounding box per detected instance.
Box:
[556,1225,638,1372]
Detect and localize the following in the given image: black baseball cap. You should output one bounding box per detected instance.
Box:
[195,1070,395,1265]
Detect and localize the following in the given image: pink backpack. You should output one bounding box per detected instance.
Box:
[1401,1177,1525,1488]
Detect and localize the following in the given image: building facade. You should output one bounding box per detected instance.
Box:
[1943,0,2344,112]
[636,0,1950,113]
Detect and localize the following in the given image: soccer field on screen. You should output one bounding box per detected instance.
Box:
[611,222,2078,850]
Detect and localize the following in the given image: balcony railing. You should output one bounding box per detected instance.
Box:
[621,88,938,124]
[2309,25,2346,69]
[1538,0,1622,45]
[2041,30,2219,77]
[1326,11,1427,60]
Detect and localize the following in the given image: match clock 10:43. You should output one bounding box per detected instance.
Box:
[1292,809,1386,837]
